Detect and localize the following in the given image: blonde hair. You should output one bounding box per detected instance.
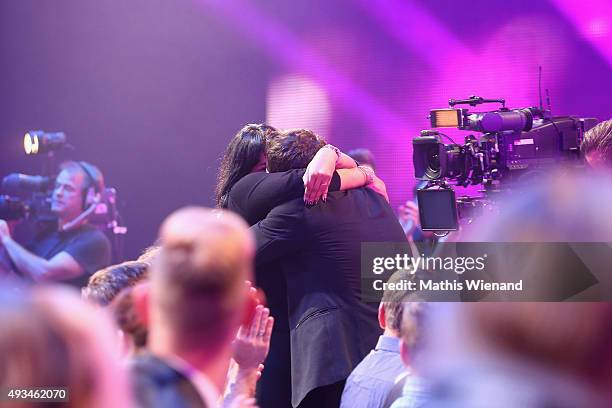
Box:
[153,207,253,353]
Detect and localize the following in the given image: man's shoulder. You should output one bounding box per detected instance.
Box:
[342,350,405,408]
[35,224,109,254]
[326,186,384,202]
[350,347,404,378]
[229,170,305,200]
[60,225,111,277]
[323,188,396,218]
[235,171,270,188]
[388,375,429,408]
[70,225,110,244]
[130,353,168,371]
[226,172,270,214]
[130,354,179,381]
[258,197,306,225]
[130,354,207,408]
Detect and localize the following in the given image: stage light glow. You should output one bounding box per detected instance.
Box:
[588,18,610,38]
[24,132,39,155]
[552,0,612,67]
[266,74,331,140]
[23,130,65,155]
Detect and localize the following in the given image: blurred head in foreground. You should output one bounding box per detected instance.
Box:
[416,169,612,405]
[419,303,612,407]
[347,148,377,171]
[458,170,612,301]
[464,170,612,242]
[0,285,131,408]
[149,206,254,363]
[582,119,612,170]
[110,282,150,357]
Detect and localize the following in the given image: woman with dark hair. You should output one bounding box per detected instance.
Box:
[215,123,387,215]
[215,124,277,208]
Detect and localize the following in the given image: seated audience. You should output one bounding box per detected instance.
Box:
[82,260,149,306]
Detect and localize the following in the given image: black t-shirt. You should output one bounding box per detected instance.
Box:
[25,223,112,287]
[227,169,341,226]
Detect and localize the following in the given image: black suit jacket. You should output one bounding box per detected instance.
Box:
[130,353,207,408]
[229,174,407,407]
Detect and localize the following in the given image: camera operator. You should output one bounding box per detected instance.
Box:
[0,161,111,287]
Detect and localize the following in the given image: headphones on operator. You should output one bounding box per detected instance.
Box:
[75,161,104,210]
[60,161,105,231]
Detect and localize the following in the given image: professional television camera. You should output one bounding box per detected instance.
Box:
[412,96,598,232]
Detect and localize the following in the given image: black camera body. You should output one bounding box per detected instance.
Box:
[413,96,598,231]
[0,174,55,222]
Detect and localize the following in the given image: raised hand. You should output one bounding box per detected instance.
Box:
[398,201,421,236]
[232,305,274,369]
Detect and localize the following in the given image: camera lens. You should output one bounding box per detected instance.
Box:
[424,146,442,180]
[413,135,445,180]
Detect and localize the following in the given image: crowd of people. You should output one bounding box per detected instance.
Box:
[1,119,612,407]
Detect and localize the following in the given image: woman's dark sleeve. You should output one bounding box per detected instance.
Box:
[227,169,340,225]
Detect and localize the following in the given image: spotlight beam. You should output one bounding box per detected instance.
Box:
[196,0,409,138]
[551,0,612,67]
[354,0,474,68]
